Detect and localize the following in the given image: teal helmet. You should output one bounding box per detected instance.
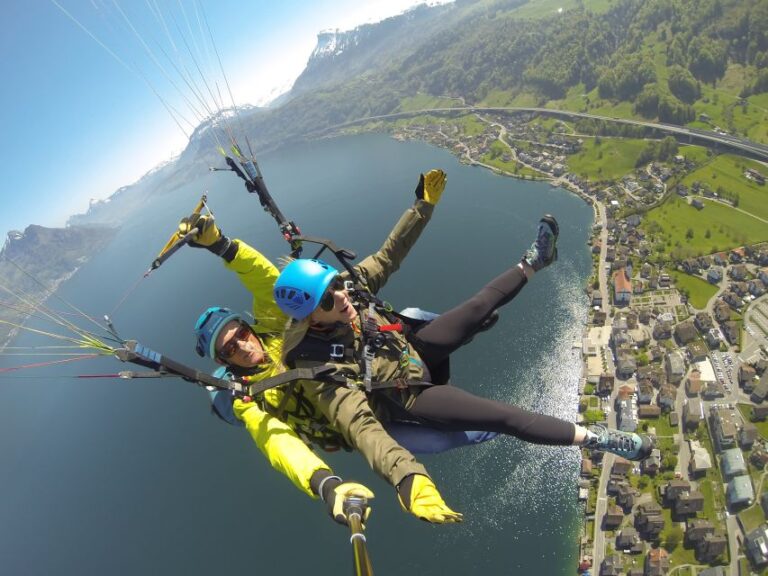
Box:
[274,259,339,320]
[194,306,241,359]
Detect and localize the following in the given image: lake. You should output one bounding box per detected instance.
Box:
[0,134,593,575]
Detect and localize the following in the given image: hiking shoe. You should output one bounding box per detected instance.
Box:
[522,214,559,271]
[584,425,653,461]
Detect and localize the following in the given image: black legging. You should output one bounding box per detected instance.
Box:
[401,264,576,446]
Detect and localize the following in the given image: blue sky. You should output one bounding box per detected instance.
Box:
[0,0,441,239]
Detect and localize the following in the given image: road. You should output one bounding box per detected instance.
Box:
[325,106,768,162]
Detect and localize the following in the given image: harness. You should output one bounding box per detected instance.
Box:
[285,282,434,393]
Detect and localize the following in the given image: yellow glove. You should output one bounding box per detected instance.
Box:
[325,481,375,526]
[179,213,221,247]
[414,169,447,206]
[398,474,463,524]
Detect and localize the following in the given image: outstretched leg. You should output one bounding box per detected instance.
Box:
[406,385,653,460]
[413,215,559,365]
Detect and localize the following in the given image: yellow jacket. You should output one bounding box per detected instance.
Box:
[225,240,331,498]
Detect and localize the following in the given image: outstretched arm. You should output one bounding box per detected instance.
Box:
[233,398,331,498]
[297,379,428,487]
[180,213,287,333]
[352,170,445,294]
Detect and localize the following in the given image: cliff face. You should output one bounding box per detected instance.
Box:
[0,225,117,347]
[290,3,455,96]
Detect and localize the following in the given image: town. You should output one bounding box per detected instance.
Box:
[341,109,768,576]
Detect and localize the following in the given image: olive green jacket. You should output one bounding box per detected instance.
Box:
[285,199,435,487]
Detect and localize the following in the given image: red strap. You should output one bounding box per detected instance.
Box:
[378,323,403,332]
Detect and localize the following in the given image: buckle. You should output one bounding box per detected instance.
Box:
[330,344,345,360]
[343,280,355,292]
[394,378,408,390]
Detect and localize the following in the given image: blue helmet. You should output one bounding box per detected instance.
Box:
[194,306,241,359]
[274,259,339,320]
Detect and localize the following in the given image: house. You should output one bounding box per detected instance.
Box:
[686,518,714,546]
[740,422,759,448]
[702,380,725,400]
[730,264,748,280]
[638,405,662,418]
[689,440,713,477]
[752,448,768,469]
[593,310,607,325]
[706,268,723,284]
[636,502,665,538]
[612,457,633,476]
[722,321,740,345]
[616,526,643,553]
[687,341,709,362]
[754,405,768,421]
[740,364,757,391]
[637,382,654,404]
[704,328,721,349]
[591,290,603,308]
[598,374,615,397]
[722,291,742,310]
[713,252,727,265]
[696,532,728,562]
[691,198,705,210]
[657,384,676,412]
[721,447,747,480]
[581,458,593,478]
[644,547,670,575]
[642,449,662,476]
[637,366,665,389]
[674,491,705,516]
[713,300,731,322]
[732,281,750,297]
[726,475,754,507]
[614,269,632,305]
[617,398,638,433]
[600,554,622,576]
[694,313,714,334]
[617,353,637,379]
[685,371,702,397]
[683,398,704,429]
[603,504,624,530]
[753,280,768,297]
[616,482,638,512]
[665,351,686,384]
[745,525,768,567]
[753,377,768,404]
[653,322,672,340]
[674,322,697,345]
[662,479,691,502]
[711,406,739,450]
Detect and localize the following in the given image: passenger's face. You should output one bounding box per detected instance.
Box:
[310,280,358,326]
[214,320,266,368]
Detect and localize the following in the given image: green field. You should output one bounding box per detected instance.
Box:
[669,271,719,310]
[680,154,768,222]
[480,145,542,179]
[739,498,766,534]
[643,196,768,258]
[676,144,711,165]
[567,138,648,180]
[455,114,488,136]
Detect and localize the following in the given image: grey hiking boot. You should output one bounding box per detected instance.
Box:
[522,214,559,271]
[583,425,654,461]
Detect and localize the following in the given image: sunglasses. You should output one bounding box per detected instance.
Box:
[217,322,254,360]
[319,277,346,312]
